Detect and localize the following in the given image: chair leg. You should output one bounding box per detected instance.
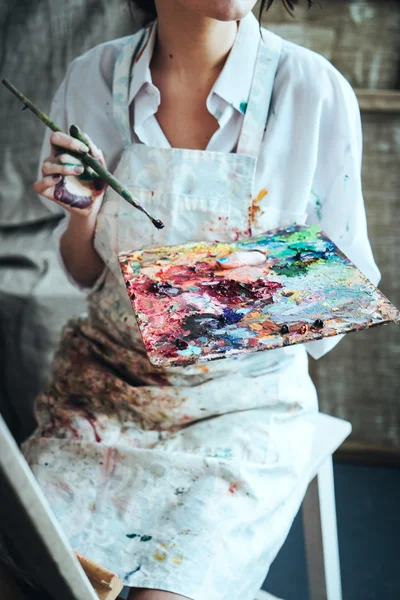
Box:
[302,457,342,600]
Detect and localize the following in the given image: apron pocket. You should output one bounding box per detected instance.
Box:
[115,189,249,253]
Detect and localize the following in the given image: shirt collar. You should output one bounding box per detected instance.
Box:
[210,11,260,115]
[128,11,260,115]
[128,22,157,106]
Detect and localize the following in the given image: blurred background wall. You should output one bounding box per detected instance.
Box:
[0,0,399,455]
[260,0,400,459]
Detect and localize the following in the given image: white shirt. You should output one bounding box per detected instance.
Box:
[38,11,380,359]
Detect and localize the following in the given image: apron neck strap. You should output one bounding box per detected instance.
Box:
[112,28,149,145]
[236,30,282,158]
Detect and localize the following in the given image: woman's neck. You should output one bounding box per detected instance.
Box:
[153,0,237,78]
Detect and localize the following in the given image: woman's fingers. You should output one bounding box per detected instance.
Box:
[42,157,85,177]
[34,175,57,197]
[71,127,105,166]
[36,130,107,215]
[50,131,89,155]
[217,250,266,270]
[50,129,105,170]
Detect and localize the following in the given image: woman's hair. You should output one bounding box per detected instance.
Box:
[130,1,313,24]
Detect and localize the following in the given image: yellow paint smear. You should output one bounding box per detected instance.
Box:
[153,549,168,562]
[173,553,184,565]
[249,322,263,332]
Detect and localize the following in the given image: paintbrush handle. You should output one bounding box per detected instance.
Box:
[2,78,164,230]
[2,78,64,133]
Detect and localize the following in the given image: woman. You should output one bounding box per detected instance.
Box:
[23,1,380,599]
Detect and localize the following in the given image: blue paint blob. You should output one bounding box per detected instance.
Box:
[177,344,202,357]
[239,101,248,114]
[124,565,141,581]
[221,307,244,325]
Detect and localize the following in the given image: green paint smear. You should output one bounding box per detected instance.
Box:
[310,190,323,220]
[239,101,248,114]
[293,243,320,252]
[130,261,142,275]
[126,533,152,542]
[315,199,322,220]
[208,448,233,459]
[276,225,321,244]
[271,262,310,277]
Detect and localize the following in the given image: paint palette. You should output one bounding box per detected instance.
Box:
[119,225,399,368]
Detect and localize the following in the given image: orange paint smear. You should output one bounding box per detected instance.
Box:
[251,188,268,222]
[228,482,239,494]
[136,26,153,63]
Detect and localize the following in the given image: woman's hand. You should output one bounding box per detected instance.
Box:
[217,250,266,270]
[34,131,107,217]
[34,130,107,288]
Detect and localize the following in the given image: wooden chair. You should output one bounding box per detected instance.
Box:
[255,413,352,600]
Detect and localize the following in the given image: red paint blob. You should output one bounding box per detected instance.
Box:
[66,423,80,439]
[85,414,102,443]
[228,482,239,494]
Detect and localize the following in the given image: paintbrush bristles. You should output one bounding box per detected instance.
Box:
[2,79,164,230]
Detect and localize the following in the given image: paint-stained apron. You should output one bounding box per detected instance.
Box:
[23,26,318,600]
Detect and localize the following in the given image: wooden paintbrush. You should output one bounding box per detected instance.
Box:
[2,78,164,230]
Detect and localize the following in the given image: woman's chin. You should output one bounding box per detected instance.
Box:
[179,0,257,22]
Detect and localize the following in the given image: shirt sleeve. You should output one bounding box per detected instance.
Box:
[304,69,381,360]
[37,69,108,294]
